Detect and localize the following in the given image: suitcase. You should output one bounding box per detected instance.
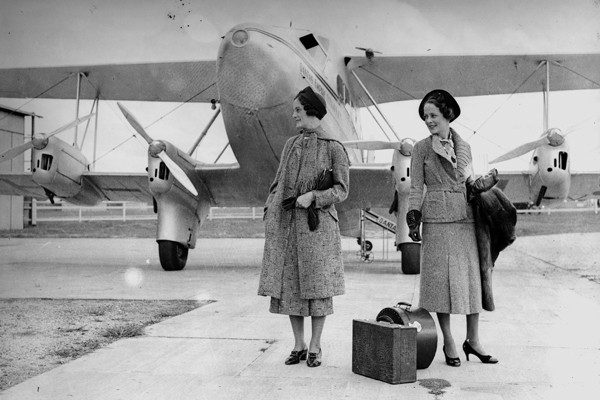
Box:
[376,302,437,369]
[352,319,417,384]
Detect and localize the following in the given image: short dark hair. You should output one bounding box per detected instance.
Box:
[295,86,327,120]
[418,89,461,122]
[424,92,456,122]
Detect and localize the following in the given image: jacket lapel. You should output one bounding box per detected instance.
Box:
[452,130,473,181]
[431,134,455,165]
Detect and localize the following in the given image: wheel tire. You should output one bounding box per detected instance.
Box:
[400,242,420,274]
[158,240,189,271]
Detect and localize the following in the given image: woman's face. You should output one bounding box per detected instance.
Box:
[423,102,450,137]
[292,98,313,129]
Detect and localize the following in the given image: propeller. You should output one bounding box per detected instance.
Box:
[117,102,198,196]
[343,138,415,156]
[355,47,382,60]
[489,128,565,164]
[0,114,94,163]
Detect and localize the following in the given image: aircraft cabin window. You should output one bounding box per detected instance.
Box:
[336,76,345,102]
[299,34,327,68]
[158,162,170,180]
[40,154,53,171]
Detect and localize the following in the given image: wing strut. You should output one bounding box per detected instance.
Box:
[350,70,401,142]
[188,105,221,156]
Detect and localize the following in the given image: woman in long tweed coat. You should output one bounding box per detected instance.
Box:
[258,86,349,368]
[407,89,498,367]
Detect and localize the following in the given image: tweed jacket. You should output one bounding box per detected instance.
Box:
[408,129,474,223]
[258,127,350,299]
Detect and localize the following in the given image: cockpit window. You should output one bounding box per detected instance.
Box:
[299,33,327,68]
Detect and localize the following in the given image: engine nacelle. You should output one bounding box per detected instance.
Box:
[30,137,101,205]
[147,155,174,195]
[391,150,412,195]
[530,142,571,201]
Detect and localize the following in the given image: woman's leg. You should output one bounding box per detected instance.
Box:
[466,313,488,354]
[309,316,326,353]
[437,312,458,357]
[289,315,306,351]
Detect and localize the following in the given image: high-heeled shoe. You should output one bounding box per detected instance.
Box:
[284,348,308,365]
[443,345,461,367]
[306,348,322,367]
[463,340,498,364]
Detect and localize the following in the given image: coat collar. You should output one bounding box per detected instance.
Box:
[430,128,472,181]
[431,131,455,165]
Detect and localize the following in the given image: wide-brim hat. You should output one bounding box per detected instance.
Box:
[418,89,461,122]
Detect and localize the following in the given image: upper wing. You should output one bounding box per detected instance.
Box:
[347,53,600,105]
[341,163,395,210]
[569,172,600,200]
[0,61,217,102]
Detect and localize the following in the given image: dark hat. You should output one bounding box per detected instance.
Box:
[296,86,327,120]
[418,89,461,122]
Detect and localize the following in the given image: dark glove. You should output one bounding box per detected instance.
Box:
[406,209,422,242]
[282,197,296,211]
[307,204,319,231]
[467,168,499,202]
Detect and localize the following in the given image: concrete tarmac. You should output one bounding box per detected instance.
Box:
[1,233,599,399]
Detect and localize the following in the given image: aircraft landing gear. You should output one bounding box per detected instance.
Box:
[399,242,420,274]
[356,238,374,263]
[158,240,189,271]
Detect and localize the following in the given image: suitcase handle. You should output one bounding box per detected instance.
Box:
[394,302,423,332]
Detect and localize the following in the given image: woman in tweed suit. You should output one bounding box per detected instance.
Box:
[407,89,498,366]
[258,86,349,368]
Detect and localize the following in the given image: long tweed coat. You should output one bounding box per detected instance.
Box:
[409,129,482,314]
[258,127,350,300]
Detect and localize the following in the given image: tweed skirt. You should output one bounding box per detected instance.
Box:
[418,221,482,314]
[269,217,333,317]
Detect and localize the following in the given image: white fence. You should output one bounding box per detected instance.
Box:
[24,199,599,225]
[516,200,599,215]
[26,200,263,224]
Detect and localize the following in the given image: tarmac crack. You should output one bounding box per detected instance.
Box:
[511,248,598,284]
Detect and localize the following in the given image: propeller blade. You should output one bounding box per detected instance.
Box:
[489,136,549,164]
[343,140,402,151]
[117,102,154,144]
[156,151,198,196]
[46,113,95,139]
[0,142,34,163]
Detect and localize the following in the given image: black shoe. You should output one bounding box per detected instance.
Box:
[463,340,498,364]
[306,348,322,367]
[284,348,308,365]
[443,345,461,367]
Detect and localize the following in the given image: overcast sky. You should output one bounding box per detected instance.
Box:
[1,0,599,172]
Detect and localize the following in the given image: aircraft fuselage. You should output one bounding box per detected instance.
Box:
[217,23,362,204]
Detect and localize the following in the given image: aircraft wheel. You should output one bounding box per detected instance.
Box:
[400,242,421,274]
[158,240,189,271]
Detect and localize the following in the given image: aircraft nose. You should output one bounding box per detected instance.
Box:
[217,26,293,110]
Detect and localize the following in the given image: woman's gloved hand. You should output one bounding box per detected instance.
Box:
[296,191,315,208]
[406,209,422,242]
